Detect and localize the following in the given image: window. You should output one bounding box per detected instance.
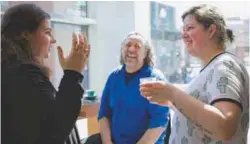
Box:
[227,18,249,66]
[1,1,90,89]
[150,1,250,84]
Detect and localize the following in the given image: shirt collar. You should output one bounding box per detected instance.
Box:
[121,64,151,75]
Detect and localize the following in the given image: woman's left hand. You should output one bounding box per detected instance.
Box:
[140,81,176,105]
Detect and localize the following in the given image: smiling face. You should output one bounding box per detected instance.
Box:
[121,34,148,72]
[181,14,212,58]
[29,19,56,59]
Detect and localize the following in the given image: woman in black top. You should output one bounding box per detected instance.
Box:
[1,3,90,144]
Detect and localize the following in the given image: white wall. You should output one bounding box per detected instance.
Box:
[134,1,151,40]
[87,1,135,95]
[51,23,82,89]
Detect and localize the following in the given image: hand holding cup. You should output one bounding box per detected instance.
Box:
[140,78,175,106]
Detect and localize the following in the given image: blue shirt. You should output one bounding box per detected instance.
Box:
[98,64,170,144]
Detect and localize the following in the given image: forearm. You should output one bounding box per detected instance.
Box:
[23,67,84,143]
[171,89,228,140]
[49,70,84,141]
[137,127,165,144]
[99,117,113,144]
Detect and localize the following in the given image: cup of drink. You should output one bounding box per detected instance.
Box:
[139,77,157,85]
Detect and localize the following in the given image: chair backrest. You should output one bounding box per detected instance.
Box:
[65,125,81,144]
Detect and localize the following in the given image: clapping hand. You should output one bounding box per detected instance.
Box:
[57,32,90,73]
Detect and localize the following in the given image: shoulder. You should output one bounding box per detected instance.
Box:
[108,65,123,79]
[3,63,53,92]
[20,63,48,79]
[111,65,123,74]
[207,53,249,90]
[9,63,51,88]
[104,65,124,85]
[3,63,46,77]
[150,67,167,81]
[211,53,248,76]
[151,68,165,76]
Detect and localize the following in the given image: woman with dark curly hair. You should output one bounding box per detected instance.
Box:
[2,3,90,144]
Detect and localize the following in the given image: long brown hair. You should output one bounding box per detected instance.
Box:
[1,3,51,77]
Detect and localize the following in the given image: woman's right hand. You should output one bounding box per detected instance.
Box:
[57,32,90,73]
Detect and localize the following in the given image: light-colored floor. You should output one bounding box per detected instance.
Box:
[76,119,88,139]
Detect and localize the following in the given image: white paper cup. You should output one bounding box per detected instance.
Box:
[139,77,157,85]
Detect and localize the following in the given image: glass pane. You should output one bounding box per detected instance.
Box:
[227,18,249,66]
[1,1,54,13]
[52,1,87,18]
[52,23,89,89]
[150,1,250,84]
[0,1,10,11]
[1,1,90,89]
[150,1,188,84]
[0,1,88,18]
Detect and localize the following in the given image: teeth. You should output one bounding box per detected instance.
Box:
[127,54,136,58]
[127,56,136,58]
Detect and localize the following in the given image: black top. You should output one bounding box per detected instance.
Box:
[2,63,84,144]
[125,71,138,85]
[125,68,141,85]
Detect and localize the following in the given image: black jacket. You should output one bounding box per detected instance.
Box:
[2,63,84,144]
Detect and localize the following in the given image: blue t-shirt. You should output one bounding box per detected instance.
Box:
[98,64,170,144]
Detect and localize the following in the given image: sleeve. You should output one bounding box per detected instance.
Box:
[148,70,170,128]
[206,60,244,111]
[97,73,113,120]
[43,70,84,143]
[148,104,170,128]
[14,65,84,144]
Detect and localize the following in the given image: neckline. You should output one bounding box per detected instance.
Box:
[199,52,227,73]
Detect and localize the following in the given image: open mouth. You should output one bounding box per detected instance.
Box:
[127,56,136,59]
[126,54,136,59]
[184,40,193,45]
